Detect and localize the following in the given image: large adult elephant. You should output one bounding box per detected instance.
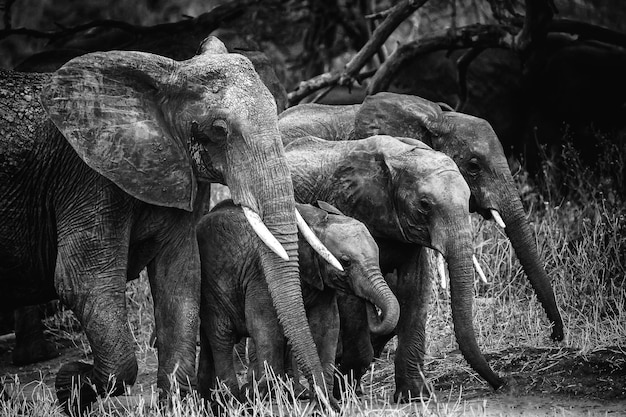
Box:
[279,92,564,343]
[0,38,335,413]
[284,135,505,400]
[4,32,289,370]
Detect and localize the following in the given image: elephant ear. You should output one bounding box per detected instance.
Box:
[40,50,197,211]
[330,140,409,241]
[355,92,447,141]
[316,200,345,216]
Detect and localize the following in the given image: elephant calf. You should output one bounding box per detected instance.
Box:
[196,200,399,402]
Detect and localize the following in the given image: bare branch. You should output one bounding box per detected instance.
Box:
[288,70,341,107]
[549,19,626,49]
[0,0,252,42]
[455,47,485,111]
[368,24,516,95]
[2,0,16,29]
[339,0,430,86]
[514,0,557,51]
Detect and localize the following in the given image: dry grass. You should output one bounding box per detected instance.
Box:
[1,143,624,416]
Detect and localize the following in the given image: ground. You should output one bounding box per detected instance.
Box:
[1,328,624,416]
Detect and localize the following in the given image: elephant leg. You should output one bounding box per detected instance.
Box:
[209,327,240,400]
[12,305,58,366]
[393,247,433,402]
[147,231,200,400]
[244,288,285,400]
[197,323,217,401]
[335,292,374,399]
[54,228,136,415]
[307,291,339,399]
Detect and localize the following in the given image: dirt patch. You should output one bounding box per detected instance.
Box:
[2,333,625,416]
[430,346,626,400]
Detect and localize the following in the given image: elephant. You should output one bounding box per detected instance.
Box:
[196,199,400,403]
[284,135,506,400]
[4,24,290,369]
[0,37,336,413]
[279,92,564,343]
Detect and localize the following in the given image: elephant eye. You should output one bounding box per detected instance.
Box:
[418,198,432,214]
[340,255,351,267]
[466,158,481,174]
[191,120,228,145]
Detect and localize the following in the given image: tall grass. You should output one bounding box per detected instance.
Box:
[1,140,624,416]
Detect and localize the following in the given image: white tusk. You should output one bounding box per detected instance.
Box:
[472,255,488,284]
[437,253,447,290]
[242,206,289,261]
[295,209,344,272]
[490,209,506,229]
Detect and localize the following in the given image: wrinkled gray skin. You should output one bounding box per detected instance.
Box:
[0,38,323,413]
[280,92,563,341]
[7,32,288,367]
[196,200,399,403]
[284,135,505,401]
[280,93,563,400]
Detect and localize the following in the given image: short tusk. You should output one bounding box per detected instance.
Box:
[242,206,289,261]
[295,209,344,272]
[472,255,488,284]
[437,253,447,289]
[490,209,506,228]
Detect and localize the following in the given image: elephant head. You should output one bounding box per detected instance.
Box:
[39,38,334,394]
[285,135,504,390]
[297,202,400,335]
[353,92,564,341]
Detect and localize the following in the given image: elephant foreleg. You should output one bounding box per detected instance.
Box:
[245,287,286,400]
[335,292,374,399]
[393,247,433,402]
[306,290,339,396]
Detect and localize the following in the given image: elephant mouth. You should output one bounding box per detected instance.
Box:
[242,204,343,270]
[435,250,489,289]
[469,197,505,229]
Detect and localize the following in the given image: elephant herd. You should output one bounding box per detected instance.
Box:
[0,36,564,413]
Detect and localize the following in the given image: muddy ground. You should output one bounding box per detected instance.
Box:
[1,331,625,416]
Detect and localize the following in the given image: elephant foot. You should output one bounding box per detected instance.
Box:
[551,325,564,342]
[55,361,99,416]
[393,379,432,403]
[12,338,59,366]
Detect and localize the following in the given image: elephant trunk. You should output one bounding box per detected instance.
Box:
[498,190,564,341]
[446,230,504,390]
[354,263,400,335]
[256,171,328,393]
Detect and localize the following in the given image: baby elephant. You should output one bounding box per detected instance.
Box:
[197,200,399,402]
